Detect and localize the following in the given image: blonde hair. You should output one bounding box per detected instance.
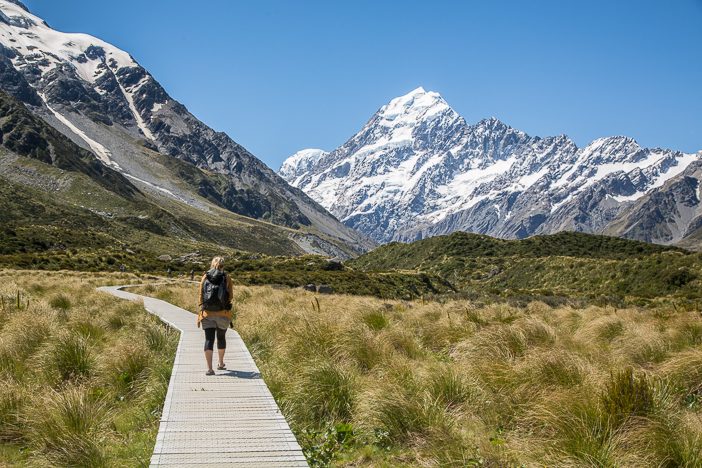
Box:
[210,256,225,270]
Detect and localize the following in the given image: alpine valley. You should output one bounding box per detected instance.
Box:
[280,87,702,248]
[0,0,374,265]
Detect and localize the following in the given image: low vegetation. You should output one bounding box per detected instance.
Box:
[137,281,702,466]
[350,231,702,305]
[3,230,702,465]
[0,270,177,466]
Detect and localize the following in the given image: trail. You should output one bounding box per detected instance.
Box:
[98,285,307,467]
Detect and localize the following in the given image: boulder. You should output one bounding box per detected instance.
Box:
[303,284,317,292]
[317,284,333,294]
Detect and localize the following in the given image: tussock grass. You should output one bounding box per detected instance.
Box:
[0,383,25,442]
[362,310,389,331]
[48,293,72,311]
[46,332,94,382]
[108,343,151,394]
[0,270,177,466]
[133,281,702,466]
[28,385,109,467]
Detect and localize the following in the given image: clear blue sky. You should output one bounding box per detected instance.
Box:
[24,0,702,170]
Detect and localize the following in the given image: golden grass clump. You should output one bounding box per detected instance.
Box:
[28,385,109,467]
[0,270,177,466]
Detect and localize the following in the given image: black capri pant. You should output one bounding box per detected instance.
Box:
[204,327,227,351]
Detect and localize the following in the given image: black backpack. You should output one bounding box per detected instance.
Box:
[202,270,229,311]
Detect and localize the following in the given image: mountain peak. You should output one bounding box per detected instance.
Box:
[476,116,507,129]
[377,86,452,125]
[280,85,699,245]
[279,148,329,181]
[0,1,136,76]
[281,148,328,169]
[585,136,641,154]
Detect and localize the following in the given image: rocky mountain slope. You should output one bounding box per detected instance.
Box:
[0,0,373,257]
[0,89,348,268]
[281,87,701,246]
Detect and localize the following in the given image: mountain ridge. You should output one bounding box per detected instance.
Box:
[280,87,701,246]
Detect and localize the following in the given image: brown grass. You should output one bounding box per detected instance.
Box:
[130,280,702,466]
[0,270,178,466]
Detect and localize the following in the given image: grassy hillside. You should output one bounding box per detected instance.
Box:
[349,231,702,304]
[0,271,177,466]
[0,145,322,269]
[136,282,702,467]
[351,231,683,269]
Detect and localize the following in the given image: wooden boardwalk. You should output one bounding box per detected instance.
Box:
[99,286,308,467]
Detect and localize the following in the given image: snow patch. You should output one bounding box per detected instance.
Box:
[0,0,136,80]
[151,101,164,114]
[123,174,189,204]
[40,93,121,171]
[112,72,155,141]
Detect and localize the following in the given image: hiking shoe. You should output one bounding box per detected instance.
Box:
[205,369,215,376]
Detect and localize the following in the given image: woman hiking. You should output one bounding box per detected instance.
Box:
[198,256,234,375]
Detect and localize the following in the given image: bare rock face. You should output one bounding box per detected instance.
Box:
[0,0,374,257]
[280,87,701,246]
[605,160,702,244]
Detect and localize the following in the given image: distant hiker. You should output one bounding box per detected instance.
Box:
[198,256,234,375]
[119,264,125,273]
[190,269,195,281]
[167,267,172,277]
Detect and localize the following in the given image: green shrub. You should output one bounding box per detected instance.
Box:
[597,320,624,342]
[143,323,174,352]
[107,313,125,330]
[71,321,105,341]
[541,397,617,466]
[663,268,696,289]
[301,423,354,467]
[368,388,447,443]
[110,346,150,394]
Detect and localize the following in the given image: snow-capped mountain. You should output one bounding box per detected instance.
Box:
[280,86,702,245]
[279,149,329,184]
[0,0,373,256]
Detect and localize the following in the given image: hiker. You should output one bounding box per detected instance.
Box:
[189,269,195,281]
[198,256,234,375]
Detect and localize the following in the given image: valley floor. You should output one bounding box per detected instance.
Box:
[2,269,700,466]
[133,281,702,467]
